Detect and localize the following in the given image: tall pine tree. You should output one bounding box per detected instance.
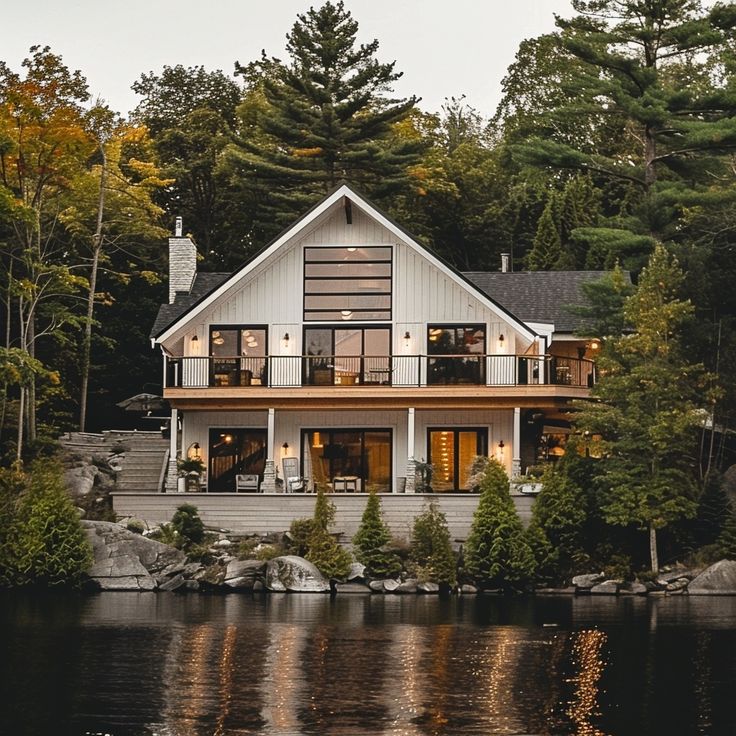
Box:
[225,1,419,236]
[574,245,714,572]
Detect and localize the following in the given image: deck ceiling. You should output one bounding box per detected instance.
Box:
[164,385,591,411]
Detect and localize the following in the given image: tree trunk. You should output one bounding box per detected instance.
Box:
[649,524,659,574]
[79,145,107,431]
[15,385,24,465]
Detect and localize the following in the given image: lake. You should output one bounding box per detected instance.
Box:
[1,592,735,735]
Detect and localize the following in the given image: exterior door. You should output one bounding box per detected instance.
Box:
[208,428,267,492]
[428,428,488,492]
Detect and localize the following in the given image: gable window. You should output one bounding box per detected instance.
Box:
[427,325,486,385]
[304,246,392,321]
[210,326,267,386]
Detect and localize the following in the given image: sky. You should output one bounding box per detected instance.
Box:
[3,0,577,118]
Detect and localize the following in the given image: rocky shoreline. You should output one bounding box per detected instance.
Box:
[82,520,736,596]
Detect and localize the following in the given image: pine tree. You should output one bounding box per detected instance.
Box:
[574,245,713,572]
[513,0,736,261]
[464,459,536,589]
[526,194,562,270]
[353,490,401,577]
[226,1,419,235]
[409,501,456,587]
[527,463,588,583]
[305,486,352,579]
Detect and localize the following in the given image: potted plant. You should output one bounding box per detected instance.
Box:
[178,457,206,492]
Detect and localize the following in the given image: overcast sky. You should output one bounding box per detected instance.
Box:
[4,1,577,118]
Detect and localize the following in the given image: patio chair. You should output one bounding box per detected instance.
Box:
[282,457,307,493]
[236,474,260,492]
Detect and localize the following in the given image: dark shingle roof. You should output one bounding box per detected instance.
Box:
[463,271,623,333]
[150,272,230,339]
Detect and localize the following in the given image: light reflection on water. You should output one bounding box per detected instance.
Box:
[1,593,735,736]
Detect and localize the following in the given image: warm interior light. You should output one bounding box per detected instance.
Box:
[313,431,323,448]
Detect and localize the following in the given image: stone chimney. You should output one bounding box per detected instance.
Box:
[500,252,511,273]
[168,218,197,304]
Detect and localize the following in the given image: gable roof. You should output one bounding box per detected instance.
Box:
[464,271,624,333]
[151,183,540,343]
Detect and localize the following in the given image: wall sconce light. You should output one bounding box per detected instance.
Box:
[191,335,198,343]
[282,442,289,455]
[187,442,202,460]
[498,333,505,349]
[190,334,201,356]
[283,332,290,345]
[497,440,505,461]
[404,331,411,348]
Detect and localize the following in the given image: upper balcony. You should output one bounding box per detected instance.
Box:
[165,353,595,393]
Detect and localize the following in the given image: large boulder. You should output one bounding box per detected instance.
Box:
[65,465,98,497]
[265,556,330,592]
[82,520,186,591]
[224,559,266,591]
[572,573,604,590]
[688,560,736,595]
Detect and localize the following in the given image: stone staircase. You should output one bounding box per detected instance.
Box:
[60,430,169,494]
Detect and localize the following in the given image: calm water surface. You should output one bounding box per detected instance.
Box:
[1,592,735,736]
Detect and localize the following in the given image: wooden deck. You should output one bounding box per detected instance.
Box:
[112,492,535,542]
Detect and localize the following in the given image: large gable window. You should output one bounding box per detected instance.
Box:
[304,246,392,321]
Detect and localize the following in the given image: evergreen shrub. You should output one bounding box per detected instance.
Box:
[464,459,535,590]
[171,503,205,548]
[0,462,92,587]
[353,490,401,577]
[527,464,588,584]
[305,488,352,579]
[409,501,456,587]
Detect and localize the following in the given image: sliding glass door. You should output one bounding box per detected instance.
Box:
[302,429,392,492]
[304,326,390,385]
[428,428,488,492]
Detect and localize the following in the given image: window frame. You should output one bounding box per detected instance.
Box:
[303,246,393,322]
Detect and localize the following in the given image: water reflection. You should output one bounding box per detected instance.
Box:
[1,592,736,735]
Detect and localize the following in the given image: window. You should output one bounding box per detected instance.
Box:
[302,429,392,492]
[303,326,391,385]
[427,325,486,384]
[210,326,267,386]
[304,246,392,321]
[428,428,488,492]
[208,428,266,492]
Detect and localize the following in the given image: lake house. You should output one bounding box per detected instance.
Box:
[114,183,605,536]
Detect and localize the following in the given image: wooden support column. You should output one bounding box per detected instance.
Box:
[405,407,416,493]
[512,407,522,477]
[165,408,180,492]
[262,407,277,492]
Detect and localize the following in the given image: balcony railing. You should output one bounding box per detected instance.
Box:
[166,354,595,389]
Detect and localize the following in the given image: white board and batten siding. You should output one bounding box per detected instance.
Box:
[169,200,531,359]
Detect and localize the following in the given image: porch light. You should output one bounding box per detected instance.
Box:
[498,334,505,351]
[187,442,202,460]
[347,247,357,252]
[282,442,289,454]
[283,332,290,345]
[190,334,201,356]
[497,440,505,462]
[404,331,411,348]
